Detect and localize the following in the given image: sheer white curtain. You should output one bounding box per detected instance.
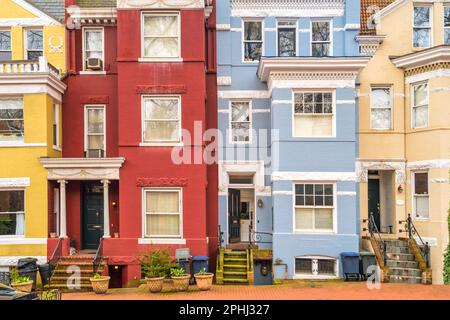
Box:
[145,191,180,237]
[87,108,104,150]
[85,30,103,60]
[371,88,391,129]
[143,15,179,58]
[294,115,333,136]
[143,98,180,142]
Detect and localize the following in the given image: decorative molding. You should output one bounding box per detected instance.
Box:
[355,35,385,57]
[48,36,64,53]
[272,190,293,195]
[218,90,270,99]
[0,256,47,266]
[407,159,450,170]
[271,171,356,182]
[0,142,47,148]
[345,23,360,30]
[117,0,205,9]
[136,85,187,94]
[336,191,357,196]
[216,24,231,31]
[391,45,450,69]
[0,18,59,27]
[67,7,117,26]
[0,178,30,188]
[431,178,450,183]
[81,95,109,104]
[218,161,266,194]
[0,237,46,245]
[405,67,450,84]
[136,178,188,187]
[217,76,232,86]
[356,160,406,184]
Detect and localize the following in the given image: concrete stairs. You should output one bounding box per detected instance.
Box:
[384,240,422,284]
[222,250,249,284]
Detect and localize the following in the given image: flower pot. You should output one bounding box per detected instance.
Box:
[90,276,110,294]
[146,277,165,293]
[194,273,214,291]
[11,280,33,293]
[171,274,191,292]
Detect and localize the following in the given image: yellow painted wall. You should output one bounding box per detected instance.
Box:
[0,0,37,19]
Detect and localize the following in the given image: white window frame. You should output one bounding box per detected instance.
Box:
[293,256,339,279]
[229,100,252,145]
[0,188,25,238]
[140,95,182,147]
[142,188,183,239]
[370,86,393,130]
[412,171,430,221]
[52,103,60,150]
[0,97,24,142]
[276,19,298,57]
[413,5,433,49]
[140,12,182,62]
[293,182,337,234]
[23,28,43,61]
[0,29,12,60]
[444,6,450,44]
[84,105,106,156]
[411,82,429,129]
[242,19,264,63]
[292,89,336,138]
[82,26,105,73]
[310,19,333,56]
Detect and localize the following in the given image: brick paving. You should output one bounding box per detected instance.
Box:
[62,281,450,300]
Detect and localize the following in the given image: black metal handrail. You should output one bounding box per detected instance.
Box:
[363,212,387,265]
[217,225,224,269]
[399,214,430,268]
[48,238,63,270]
[93,238,104,275]
[248,224,273,248]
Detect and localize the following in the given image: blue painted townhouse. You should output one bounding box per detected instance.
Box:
[216,0,370,282]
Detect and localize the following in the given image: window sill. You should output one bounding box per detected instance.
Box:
[293,274,339,280]
[138,238,186,245]
[138,57,183,63]
[0,142,46,148]
[79,71,106,75]
[139,142,184,147]
[53,146,62,152]
[294,230,336,235]
[413,217,430,222]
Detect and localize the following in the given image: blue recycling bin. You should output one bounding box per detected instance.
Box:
[340,252,361,281]
[192,256,209,275]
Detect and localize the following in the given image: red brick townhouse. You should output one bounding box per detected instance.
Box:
[40,0,217,287]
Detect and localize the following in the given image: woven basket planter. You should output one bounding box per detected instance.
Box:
[11,280,33,293]
[171,274,191,292]
[90,276,110,294]
[194,273,214,291]
[146,277,165,293]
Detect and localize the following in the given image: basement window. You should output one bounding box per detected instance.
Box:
[295,257,337,278]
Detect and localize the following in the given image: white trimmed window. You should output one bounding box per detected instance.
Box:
[412,83,428,128]
[0,98,24,142]
[311,20,331,56]
[53,103,60,149]
[295,257,338,278]
[142,96,181,144]
[413,6,431,48]
[85,105,105,157]
[0,190,25,236]
[230,101,251,143]
[83,27,104,71]
[278,20,296,57]
[243,20,263,62]
[293,91,334,137]
[445,7,450,44]
[413,172,429,219]
[0,30,11,60]
[143,189,182,238]
[25,29,43,60]
[371,87,392,130]
[295,183,334,232]
[142,12,180,59]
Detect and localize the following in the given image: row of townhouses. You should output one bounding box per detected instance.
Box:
[0,0,448,287]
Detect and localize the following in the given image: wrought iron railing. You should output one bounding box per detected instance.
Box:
[363,212,387,265]
[93,238,104,275]
[248,224,273,248]
[217,225,224,269]
[399,214,430,268]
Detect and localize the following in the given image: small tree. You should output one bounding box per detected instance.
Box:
[138,248,177,279]
[444,208,450,284]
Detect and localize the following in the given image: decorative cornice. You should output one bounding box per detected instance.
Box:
[117,0,205,9]
[136,85,187,94]
[391,45,450,69]
[355,35,385,57]
[356,160,407,184]
[66,7,117,25]
[136,177,188,187]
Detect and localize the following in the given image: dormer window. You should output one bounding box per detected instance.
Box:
[83,27,104,71]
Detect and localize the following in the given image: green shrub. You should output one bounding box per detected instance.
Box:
[170,268,186,277]
[138,248,176,279]
[10,268,30,284]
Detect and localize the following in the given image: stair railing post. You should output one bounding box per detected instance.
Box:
[407,214,413,239]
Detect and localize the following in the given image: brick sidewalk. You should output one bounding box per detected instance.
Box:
[62,281,450,300]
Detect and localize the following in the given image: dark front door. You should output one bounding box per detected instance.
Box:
[228,189,240,243]
[368,179,381,231]
[82,183,104,250]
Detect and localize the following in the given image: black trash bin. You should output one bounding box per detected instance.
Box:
[192,256,209,275]
[359,252,377,280]
[18,258,38,291]
[340,252,360,281]
[38,264,55,287]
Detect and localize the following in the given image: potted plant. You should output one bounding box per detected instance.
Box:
[10,268,33,293]
[194,268,214,291]
[89,273,110,294]
[139,248,176,293]
[171,268,191,292]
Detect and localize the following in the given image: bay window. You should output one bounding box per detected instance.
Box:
[0,30,11,60]
[278,20,296,56]
[0,98,24,141]
[25,29,43,60]
[412,83,428,128]
[230,101,251,143]
[293,91,334,137]
[243,21,263,62]
[413,172,429,219]
[144,189,182,238]
[0,190,25,236]
[371,87,392,130]
[413,6,431,48]
[445,7,450,44]
[311,20,331,56]
[142,13,180,59]
[295,183,334,232]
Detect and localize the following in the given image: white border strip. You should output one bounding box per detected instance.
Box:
[0,178,30,188]
[0,256,47,266]
[0,237,46,245]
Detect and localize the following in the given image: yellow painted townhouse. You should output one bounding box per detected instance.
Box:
[0,0,66,271]
[357,0,450,284]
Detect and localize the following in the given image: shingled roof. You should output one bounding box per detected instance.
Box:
[360,0,396,35]
[25,0,65,22]
[76,0,117,7]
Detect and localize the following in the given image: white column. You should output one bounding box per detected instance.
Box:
[101,180,111,238]
[58,180,67,238]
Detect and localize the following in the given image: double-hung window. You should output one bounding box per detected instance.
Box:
[85,106,105,157]
[25,29,43,60]
[0,190,25,236]
[293,91,334,137]
[0,30,11,60]
[230,101,251,143]
[413,6,431,48]
[277,20,296,56]
[371,87,392,130]
[412,83,428,128]
[295,183,334,232]
[445,7,450,44]
[413,172,429,219]
[142,13,180,59]
[243,21,263,62]
[142,96,181,144]
[144,189,182,238]
[83,28,104,70]
[0,98,24,142]
[311,20,331,56]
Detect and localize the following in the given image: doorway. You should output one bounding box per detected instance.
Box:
[82,182,104,250]
[228,187,255,243]
[367,171,395,234]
